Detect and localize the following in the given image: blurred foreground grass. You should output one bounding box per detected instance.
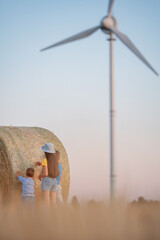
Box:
[0,196,160,240]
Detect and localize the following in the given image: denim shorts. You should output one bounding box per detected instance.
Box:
[41,177,57,192]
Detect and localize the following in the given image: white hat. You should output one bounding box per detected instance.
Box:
[41,143,56,153]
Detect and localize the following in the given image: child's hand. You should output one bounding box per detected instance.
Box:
[38,174,42,181]
[17,171,22,176]
[36,162,42,166]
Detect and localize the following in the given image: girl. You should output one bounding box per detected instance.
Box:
[38,143,59,204]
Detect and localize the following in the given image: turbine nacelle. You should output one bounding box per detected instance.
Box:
[101,16,118,34]
[40,1,158,76]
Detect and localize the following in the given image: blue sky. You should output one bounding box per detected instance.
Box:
[0,0,160,201]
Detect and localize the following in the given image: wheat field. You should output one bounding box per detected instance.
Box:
[0,195,160,240]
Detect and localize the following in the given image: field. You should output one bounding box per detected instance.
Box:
[0,196,160,240]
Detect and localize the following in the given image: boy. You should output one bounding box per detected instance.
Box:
[17,168,35,204]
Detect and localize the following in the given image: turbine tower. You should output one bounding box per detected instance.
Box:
[41,0,159,199]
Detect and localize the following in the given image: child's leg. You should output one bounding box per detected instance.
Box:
[41,177,51,204]
[41,190,50,204]
[56,185,63,204]
[50,191,56,205]
[22,196,35,209]
[50,178,57,205]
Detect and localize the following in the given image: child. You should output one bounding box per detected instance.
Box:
[17,168,35,204]
[56,156,63,204]
[37,150,63,204]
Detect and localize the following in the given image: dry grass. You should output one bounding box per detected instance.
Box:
[0,127,159,239]
[0,197,160,240]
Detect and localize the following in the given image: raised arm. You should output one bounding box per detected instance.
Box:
[39,165,48,181]
[17,171,24,183]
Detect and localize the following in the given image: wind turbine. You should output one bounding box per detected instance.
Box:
[41,0,159,199]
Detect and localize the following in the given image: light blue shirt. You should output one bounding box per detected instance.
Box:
[18,176,35,198]
[56,163,62,185]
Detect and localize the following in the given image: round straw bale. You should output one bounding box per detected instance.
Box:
[0,126,70,202]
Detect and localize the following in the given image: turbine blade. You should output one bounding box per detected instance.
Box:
[111,27,159,76]
[108,0,115,17]
[41,26,100,52]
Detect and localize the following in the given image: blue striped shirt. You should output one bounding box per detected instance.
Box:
[18,176,35,198]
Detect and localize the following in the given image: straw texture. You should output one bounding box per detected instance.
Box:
[0,126,70,202]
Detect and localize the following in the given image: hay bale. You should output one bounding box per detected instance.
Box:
[0,126,70,202]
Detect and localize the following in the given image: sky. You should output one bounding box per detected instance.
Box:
[0,0,160,202]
